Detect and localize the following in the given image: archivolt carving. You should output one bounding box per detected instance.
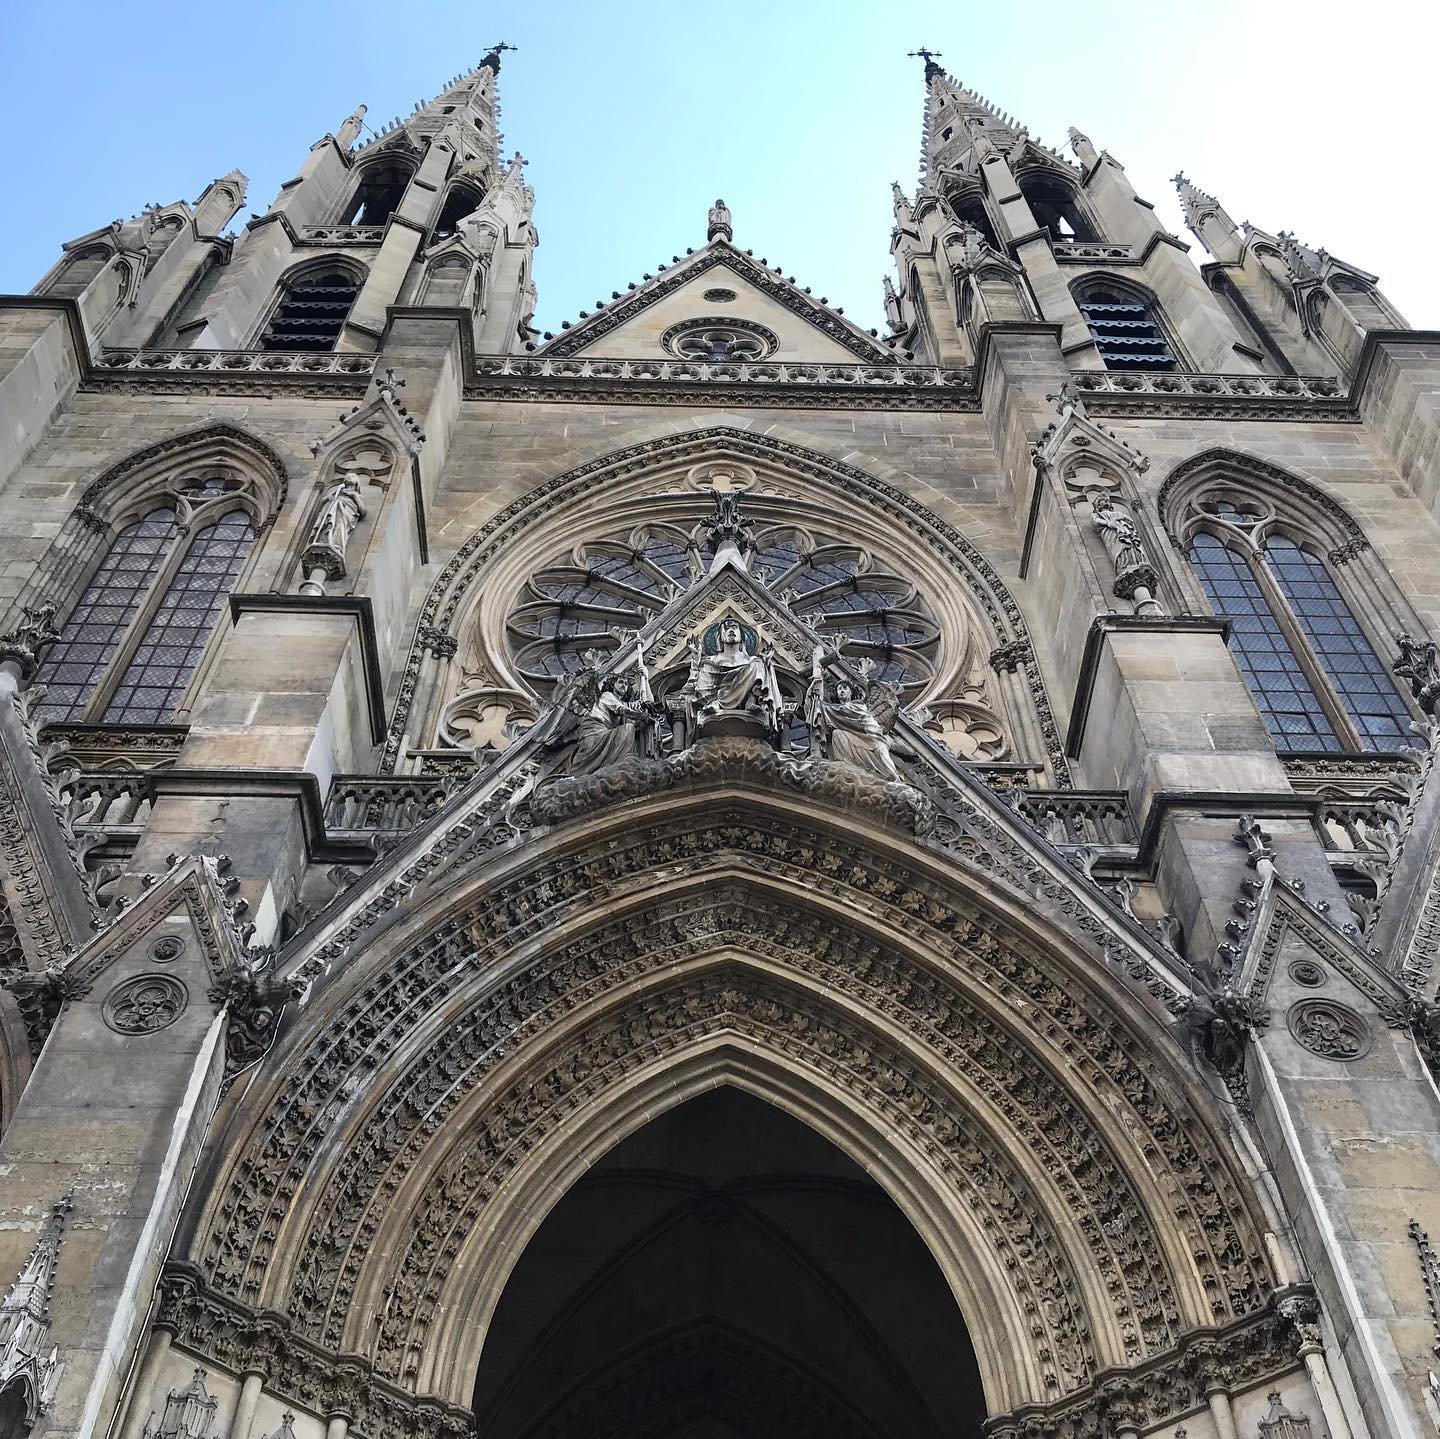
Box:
[190,806,1271,1413]
[386,427,1069,783]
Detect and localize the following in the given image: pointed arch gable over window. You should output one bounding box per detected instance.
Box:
[26,426,286,726]
[1160,448,1418,753]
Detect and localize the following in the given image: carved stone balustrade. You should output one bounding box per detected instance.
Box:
[64,773,153,834]
[471,354,975,400]
[1314,797,1406,860]
[323,776,454,837]
[97,349,377,378]
[1070,367,1351,421]
[1008,789,1138,850]
[299,225,388,244]
[1051,241,1138,262]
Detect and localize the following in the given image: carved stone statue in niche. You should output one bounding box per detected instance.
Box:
[300,478,367,596]
[1091,497,1164,618]
[805,645,904,782]
[681,617,785,741]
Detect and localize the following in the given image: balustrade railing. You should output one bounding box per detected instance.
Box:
[1071,369,1344,401]
[1007,790,1138,849]
[62,772,152,833]
[97,349,376,377]
[300,225,387,244]
[1051,241,1138,261]
[324,776,454,835]
[475,355,973,388]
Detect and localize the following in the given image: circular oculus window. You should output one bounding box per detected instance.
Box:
[660,317,778,362]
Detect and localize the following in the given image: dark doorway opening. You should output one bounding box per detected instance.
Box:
[472,1087,986,1439]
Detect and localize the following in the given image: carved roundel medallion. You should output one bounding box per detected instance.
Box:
[104,975,188,1035]
[1287,959,1326,989]
[148,935,186,964]
[1286,997,1370,1061]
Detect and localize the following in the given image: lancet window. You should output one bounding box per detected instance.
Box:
[1185,499,1411,752]
[35,473,260,724]
[1018,173,1099,243]
[946,189,999,248]
[433,183,485,238]
[258,266,362,352]
[341,160,414,227]
[507,518,940,697]
[1075,280,1179,371]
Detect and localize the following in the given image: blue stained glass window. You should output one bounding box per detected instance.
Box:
[34,508,178,721]
[102,511,255,724]
[1187,531,1341,751]
[1261,536,1412,748]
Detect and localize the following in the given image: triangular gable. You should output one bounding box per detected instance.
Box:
[539,241,896,364]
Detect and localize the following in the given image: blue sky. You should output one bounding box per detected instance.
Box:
[3,1,1436,339]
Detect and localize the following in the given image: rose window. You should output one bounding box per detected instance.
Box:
[661,318,777,362]
[507,514,940,697]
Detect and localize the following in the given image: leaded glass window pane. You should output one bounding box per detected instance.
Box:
[34,508,178,721]
[1187,532,1341,752]
[1262,536,1412,748]
[102,511,255,724]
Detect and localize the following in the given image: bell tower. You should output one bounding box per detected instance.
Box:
[888,54,1259,374]
[179,44,536,356]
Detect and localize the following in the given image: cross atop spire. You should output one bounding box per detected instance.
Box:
[907,47,945,82]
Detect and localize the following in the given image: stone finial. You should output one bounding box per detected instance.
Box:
[337,104,367,148]
[707,198,733,243]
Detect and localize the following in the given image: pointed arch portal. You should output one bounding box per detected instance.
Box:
[471,1085,984,1438]
[176,764,1307,1437]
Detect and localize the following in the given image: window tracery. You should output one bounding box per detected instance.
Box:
[34,471,261,725]
[507,516,940,700]
[1184,497,1411,752]
[660,318,778,362]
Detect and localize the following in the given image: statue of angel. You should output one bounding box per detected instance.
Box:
[552,666,660,776]
[805,645,903,782]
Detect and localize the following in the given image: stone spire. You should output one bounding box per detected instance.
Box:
[0,1192,71,1421]
[1173,172,1240,259]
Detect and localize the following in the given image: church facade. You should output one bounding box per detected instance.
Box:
[2,45,1440,1439]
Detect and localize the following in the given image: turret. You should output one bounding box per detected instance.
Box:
[1174,175,1409,379]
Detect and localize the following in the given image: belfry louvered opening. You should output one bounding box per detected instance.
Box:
[259,267,362,352]
[1076,282,1178,372]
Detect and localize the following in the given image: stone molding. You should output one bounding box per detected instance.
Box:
[188,783,1271,1406]
[155,1266,473,1439]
